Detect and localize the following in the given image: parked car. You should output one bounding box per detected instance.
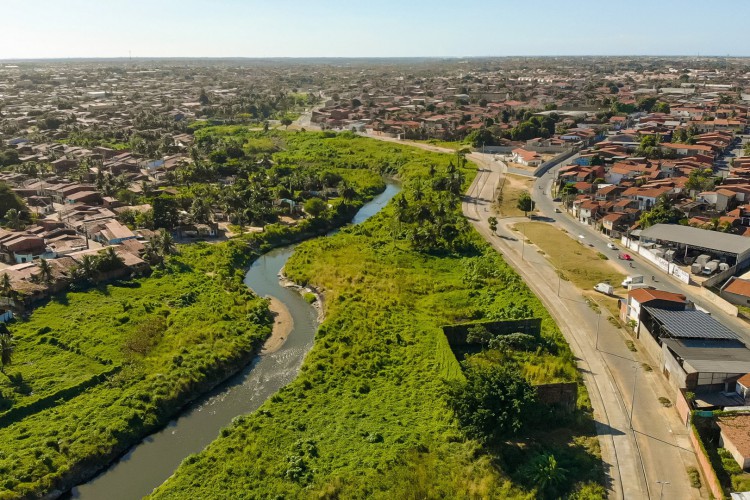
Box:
[594,283,614,296]
[607,243,617,250]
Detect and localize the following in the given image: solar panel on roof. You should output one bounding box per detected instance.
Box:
[644,307,739,340]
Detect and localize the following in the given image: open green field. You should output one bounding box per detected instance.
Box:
[151,137,603,499]
[514,222,625,290]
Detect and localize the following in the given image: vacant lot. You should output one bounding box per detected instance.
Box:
[497,174,535,217]
[513,222,625,290]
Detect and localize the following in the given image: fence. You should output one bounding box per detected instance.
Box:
[703,259,750,289]
[620,237,692,285]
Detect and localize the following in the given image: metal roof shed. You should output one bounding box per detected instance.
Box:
[639,224,750,264]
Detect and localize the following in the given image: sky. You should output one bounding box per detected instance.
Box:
[1,0,749,59]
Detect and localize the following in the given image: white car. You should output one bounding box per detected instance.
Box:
[607,243,617,250]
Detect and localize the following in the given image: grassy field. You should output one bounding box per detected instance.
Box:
[151,139,603,499]
[0,242,274,499]
[514,222,625,290]
[497,174,535,217]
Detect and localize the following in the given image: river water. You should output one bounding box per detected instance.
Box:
[70,182,399,500]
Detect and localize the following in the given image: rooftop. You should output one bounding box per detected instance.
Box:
[645,306,739,341]
[662,338,750,373]
[640,224,750,257]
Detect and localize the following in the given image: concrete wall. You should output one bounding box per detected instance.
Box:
[722,288,750,307]
[635,322,665,368]
[675,389,691,427]
[690,423,725,500]
[662,344,689,390]
[534,149,578,177]
[700,289,740,317]
[720,432,750,470]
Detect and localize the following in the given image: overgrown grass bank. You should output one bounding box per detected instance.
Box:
[151,136,603,499]
[0,243,272,499]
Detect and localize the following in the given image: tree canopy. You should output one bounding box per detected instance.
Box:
[447,363,536,444]
[638,196,685,228]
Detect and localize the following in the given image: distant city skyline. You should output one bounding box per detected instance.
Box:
[2,0,749,60]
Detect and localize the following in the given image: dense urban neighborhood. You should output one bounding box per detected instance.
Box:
[3,55,750,499]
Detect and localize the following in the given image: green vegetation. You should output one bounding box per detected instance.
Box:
[686,466,701,489]
[516,191,535,217]
[0,242,274,498]
[0,182,28,227]
[514,222,624,289]
[151,138,601,499]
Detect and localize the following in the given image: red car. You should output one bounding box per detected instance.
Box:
[618,253,632,261]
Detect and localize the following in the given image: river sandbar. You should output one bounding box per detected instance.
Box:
[261,296,293,354]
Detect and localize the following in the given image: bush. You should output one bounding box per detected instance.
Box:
[446,363,536,444]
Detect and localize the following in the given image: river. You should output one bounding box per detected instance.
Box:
[70,182,400,500]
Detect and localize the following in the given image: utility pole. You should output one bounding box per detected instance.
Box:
[629,364,638,430]
[656,480,670,500]
[595,310,602,350]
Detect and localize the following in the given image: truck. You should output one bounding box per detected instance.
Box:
[702,260,720,275]
[696,254,711,267]
[594,283,615,296]
[621,275,644,288]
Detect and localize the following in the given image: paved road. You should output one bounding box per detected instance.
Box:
[533,162,748,336]
[462,156,702,500]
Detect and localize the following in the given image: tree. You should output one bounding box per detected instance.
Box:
[3,208,22,230]
[303,197,327,218]
[74,254,97,283]
[153,196,179,230]
[653,101,670,114]
[466,128,496,148]
[446,363,536,444]
[0,183,26,219]
[96,247,124,272]
[517,192,535,217]
[280,116,293,128]
[0,329,14,373]
[0,273,12,298]
[38,258,53,283]
[638,196,685,228]
[190,197,212,224]
[159,230,176,256]
[487,216,498,234]
[685,168,715,194]
[523,453,569,499]
[198,88,210,106]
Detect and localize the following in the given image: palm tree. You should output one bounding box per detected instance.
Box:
[38,258,53,283]
[0,329,15,374]
[159,230,176,256]
[75,254,97,282]
[527,454,568,498]
[96,247,123,272]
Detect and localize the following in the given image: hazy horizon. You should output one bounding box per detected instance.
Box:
[2,0,749,59]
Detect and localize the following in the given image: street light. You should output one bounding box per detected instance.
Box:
[595,311,602,350]
[656,480,670,500]
[629,364,638,430]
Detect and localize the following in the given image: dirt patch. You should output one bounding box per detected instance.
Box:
[497,173,536,217]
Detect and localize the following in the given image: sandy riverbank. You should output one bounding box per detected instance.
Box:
[261,296,293,354]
